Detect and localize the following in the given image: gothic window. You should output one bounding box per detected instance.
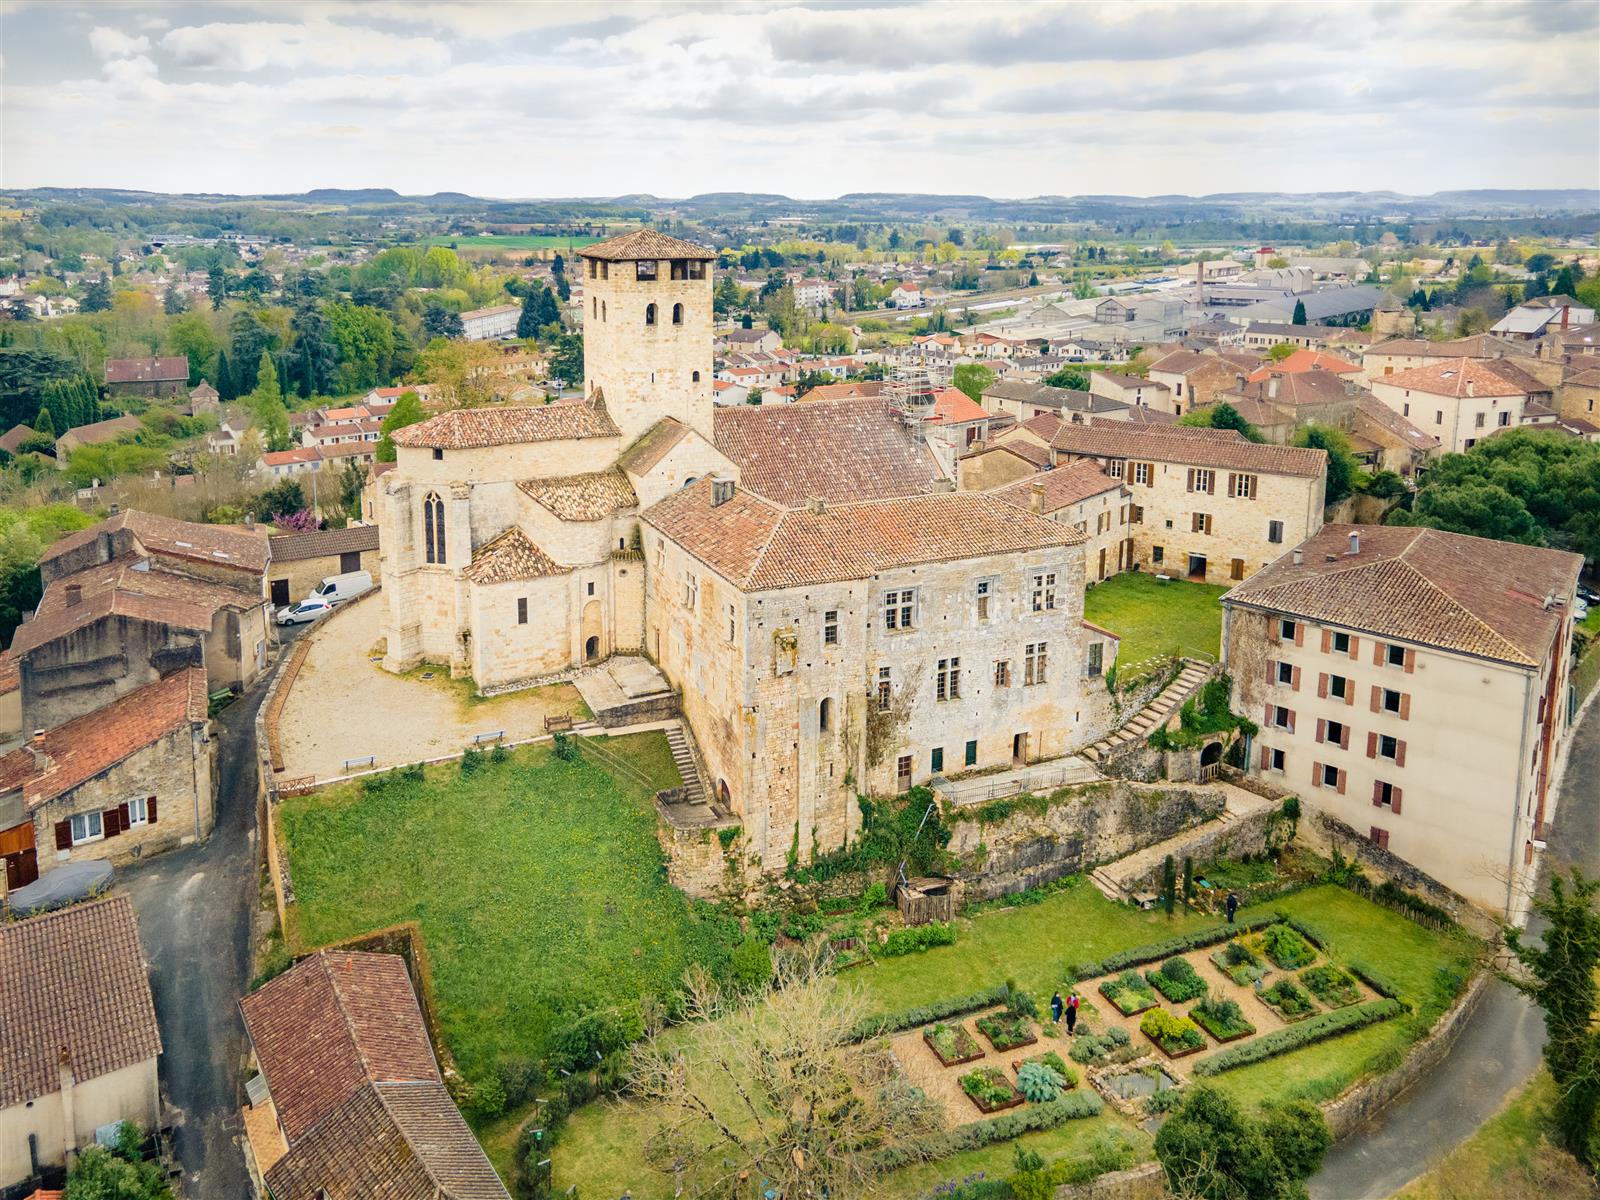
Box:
[672,302,683,325]
[423,492,446,564]
[692,370,701,382]
[602,300,607,322]
[646,303,657,326]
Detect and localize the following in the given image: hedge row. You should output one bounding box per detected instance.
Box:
[880,920,957,957]
[871,1090,1104,1170]
[1192,998,1406,1076]
[1071,914,1277,980]
[1279,913,1332,950]
[849,984,1008,1042]
[1347,960,1402,1000]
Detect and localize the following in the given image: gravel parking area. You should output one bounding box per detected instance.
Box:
[275,597,586,781]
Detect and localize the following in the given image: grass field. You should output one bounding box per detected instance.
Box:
[277,732,726,1078]
[424,234,602,250]
[549,882,1478,1197]
[1084,571,1228,665]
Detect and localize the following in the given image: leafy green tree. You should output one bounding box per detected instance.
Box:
[66,1122,171,1198]
[1552,264,1582,299]
[517,289,542,339]
[1392,480,1542,545]
[80,274,113,314]
[1180,401,1264,443]
[713,273,742,315]
[207,265,227,309]
[1292,423,1358,506]
[229,309,271,394]
[0,347,79,429]
[251,479,308,522]
[953,363,995,403]
[214,348,235,402]
[247,349,290,452]
[1505,870,1600,1166]
[326,302,399,393]
[1267,342,1297,362]
[548,334,584,389]
[1291,299,1308,326]
[1042,367,1089,391]
[421,300,464,340]
[167,313,219,386]
[290,303,336,398]
[375,390,425,463]
[1156,1085,1328,1200]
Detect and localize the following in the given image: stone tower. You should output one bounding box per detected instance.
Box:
[577,230,716,444]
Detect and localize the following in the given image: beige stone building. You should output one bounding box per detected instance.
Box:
[1225,525,1583,916]
[1368,358,1542,453]
[988,461,1132,582]
[266,525,380,609]
[1050,424,1327,585]
[642,484,1096,869]
[0,896,162,1186]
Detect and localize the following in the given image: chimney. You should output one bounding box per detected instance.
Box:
[1235,373,1247,390]
[244,513,255,530]
[710,476,736,508]
[1292,547,1303,565]
[1030,481,1046,515]
[1348,531,1360,556]
[109,503,120,516]
[1195,258,1205,308]
[1465,379,1474,397]
[807,496,826,515]
[65,583,81,608]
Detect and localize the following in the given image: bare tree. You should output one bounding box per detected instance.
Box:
[627,954,943,1199]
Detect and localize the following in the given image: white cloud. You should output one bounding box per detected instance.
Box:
[160,19,450,72]
[88,26,151,59]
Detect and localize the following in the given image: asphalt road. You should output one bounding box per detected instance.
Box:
[120,660,279,1198]
[1309,690,1600,1199]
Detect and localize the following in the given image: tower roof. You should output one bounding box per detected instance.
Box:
[579,229,716,262]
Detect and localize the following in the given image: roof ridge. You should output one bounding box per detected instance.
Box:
[319,951,380,1083]
[1396,532,1534,663]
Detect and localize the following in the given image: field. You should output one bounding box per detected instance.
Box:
[424,234,602,250]
[276,732,730,1078]
[549,882,1478,1196]
[1083,571,1228,665]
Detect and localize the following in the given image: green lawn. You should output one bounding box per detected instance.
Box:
[277,732,725,1078]
[424,234,602,250]
[1084,572,1227,666]
[550,882,1477,1197]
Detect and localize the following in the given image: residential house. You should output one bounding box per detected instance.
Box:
[1088,371,1173,413]
[186,379,220,415]
[989,460,1132,581]
[1491,295,1596,341]
[1240,322,1353,351]
[716,327,782,355]
[956,440,1051,491]
[799,380,886,403]
[1347,396,1440,479]
[1368,358,1543,453]
[791,278,838,310]
[0,425,37,456]
[459,303,520,342]
[890,282,925,308]
[208,417,251,458]
[1558,367,1600,424]
[238,950,508,1200]
[0,897,162,1187]
[53,415,142,467]
[1225,524,1583,916]
[922,387,996,473]
[258,447,325,478]
[104,357,187,401]
[1247,348,1366,387]
[265,525,381,609]
[1149,350,1258,416]
[1362,335,1535,378]
[1050,424,1327,585]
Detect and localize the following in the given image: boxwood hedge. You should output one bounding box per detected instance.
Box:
[1071,913,1277,980]
[870,1089,1104,1170]
[1192,997,1406,1075]
[849,984,1008,1042]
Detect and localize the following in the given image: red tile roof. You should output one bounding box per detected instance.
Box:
[105,356,188,384]
[0,424,37,454]
[616,418,690,476]
[1223,524,1583,666]
[928,388,990,425]
[990,460,1123,513]
[0,896,161,1107]
[1379,358,1534,398]
[460,528,569,584]
[268,525,380,563]
[56,414,142,446]
[41,509,270,574]
[1246,349,1361,380]
[578,229,715,261]
[391,401,619,449]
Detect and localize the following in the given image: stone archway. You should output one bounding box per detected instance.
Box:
[1200,740,1224,767]
[581,600,603,664]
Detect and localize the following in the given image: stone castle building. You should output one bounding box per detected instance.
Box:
[376,230,1104,869]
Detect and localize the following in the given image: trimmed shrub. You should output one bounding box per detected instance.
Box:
[1140,1008,1206,1055]
[1301,964,1361,1008]
[1146,956,1207,1003]
[1072,914,1277,979]
[1348,960,1402,1000]
[1261,978,1317,1019]
[870,1091,1103,1170]
[1191,995,1255,1041]
[1068,1025,1131,1066]
[1193,998,1406,1075]
[1260,923,1317,970]
[881,920,957,957]
[1017,1060,1067,1102]
[850,985,1008,1042]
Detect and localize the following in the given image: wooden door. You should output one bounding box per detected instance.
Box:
[4,848,37,890]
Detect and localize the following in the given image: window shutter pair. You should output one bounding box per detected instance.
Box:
[1370,827,1390,850]
[1371,782,1404,813]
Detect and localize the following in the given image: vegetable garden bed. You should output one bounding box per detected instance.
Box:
[1209,940,1269,987]
[1300,964,1362,1008]
[1260,977,1319,1022]
[959,1066,1025,1114]
[1256,923,1318,970]
[923,1022,985,1067]
[1140,1009,1208,1059]
[1189,996,1256,1043]
[975,1011,1037,1053]
[1099,970,1160,1016]
[1145,956,1208,1003]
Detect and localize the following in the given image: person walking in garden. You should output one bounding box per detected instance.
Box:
[1226,890,1239,923]
[1050,990,1064,1025]
[1065,992,1079,1035]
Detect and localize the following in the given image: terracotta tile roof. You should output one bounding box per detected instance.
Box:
[578,229,716,261]
[991,460,1124,513]
[1246,349,1361,380]
[1217,397,1291,428]
[1379,358,1534,398]
[240,950,443,1144]
[1353,394,1439,453]
[928,388,990,425]
[460,528,569,584]
[0,896,161,1107]
[269,524,380,563]
[391,402,619,449]
[56,414,141,446]
[0,667,208,809]
[0,423,37,454]
[105,356,187,384]
[1227,370,1355,408]
[0,650,16,694]
[263,1081,509,1200]
[320,443,377,462]
[713,398,943,507]
[1054,424,1327,478]
[799,381,886,402]
[1566,368,1600,387]
[1223,524,1583,667]
[644,482,1082,592]
[1150,349,1215,375]
[616,417,689,476]
[1117,406,1180,427]
[41,509,270,574]
[517,469,637,521]
[263,447,324,467]
[1018,413,1064,441]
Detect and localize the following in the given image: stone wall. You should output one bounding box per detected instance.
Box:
[658,822,749,897]
[1121,805,1279,895]
[947,781,1225,901]
[1054,1163,1166,1200]
[593,691,681,728]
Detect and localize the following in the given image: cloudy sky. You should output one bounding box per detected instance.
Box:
[3,1,1597,198]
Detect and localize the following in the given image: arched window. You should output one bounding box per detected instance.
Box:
[423,492,445,565]
[819,697,833,732]
[692,370,701,382]
[645,303,657,326]
[672,302,683,325]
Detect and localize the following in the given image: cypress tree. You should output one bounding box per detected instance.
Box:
[33,406,54,437]
[1162,855,1177,917]
[215,349,234,401]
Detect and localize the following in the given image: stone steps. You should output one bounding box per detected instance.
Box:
[1082,660,1214,763]
[665,724,707,805]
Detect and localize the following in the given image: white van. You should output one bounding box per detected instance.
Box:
[309,570,373,607]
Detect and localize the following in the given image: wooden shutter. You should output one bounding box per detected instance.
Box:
[1186,468,1196,492]
[1260,745,1270,770]
[1348,636,1360,661]
[103,807,121,838]
[1344,683,1354,707]
[1391,787,1402,815]
[1336,768,1347,795]
[1372,780,1384,807]
[1404,648,1415,673]
[1291,666,1301,690]
[1321,629,1331,653]
[1373,640,1384,665]
[1339,724,1351,751]
[1395,740,1407,767]
[1294,623,1304,647]
[1370,686,1381,712]
[1226,472,1236,496]
[1366,731,1378,758]
[55,820,72,850]
[1249,475,1258,499]
[147,796,158,824]
[1316,718,1326,744]
[1268,661,1279,686]
[1399,694,1411,720]
[1318,673,1328,699]
[1312,761,1323,787]
[1286,709,1296,733]
[118,802,130,830]
[1370,827,1389,850]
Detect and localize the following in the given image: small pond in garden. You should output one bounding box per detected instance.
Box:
[1104,1065,1179,1100]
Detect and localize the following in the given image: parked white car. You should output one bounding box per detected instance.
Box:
[276,596,335,625]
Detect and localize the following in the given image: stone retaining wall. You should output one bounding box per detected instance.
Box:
[593,691,680,728]
[1054,1163,1166,1200]
[1120,806,1279,895]
[660,822,749,897]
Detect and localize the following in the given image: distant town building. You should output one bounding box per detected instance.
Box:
[459,303,521,341]
[104,356,189,400]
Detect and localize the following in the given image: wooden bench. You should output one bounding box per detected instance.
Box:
[544,714,574,733]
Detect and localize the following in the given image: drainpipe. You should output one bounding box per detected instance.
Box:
[1506,668,1535,921]
[59,1047,76,1167]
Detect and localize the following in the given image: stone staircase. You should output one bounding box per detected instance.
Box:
[1087,784,1270,904]
[665,723,708,807]
[1081,658,1215,764]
